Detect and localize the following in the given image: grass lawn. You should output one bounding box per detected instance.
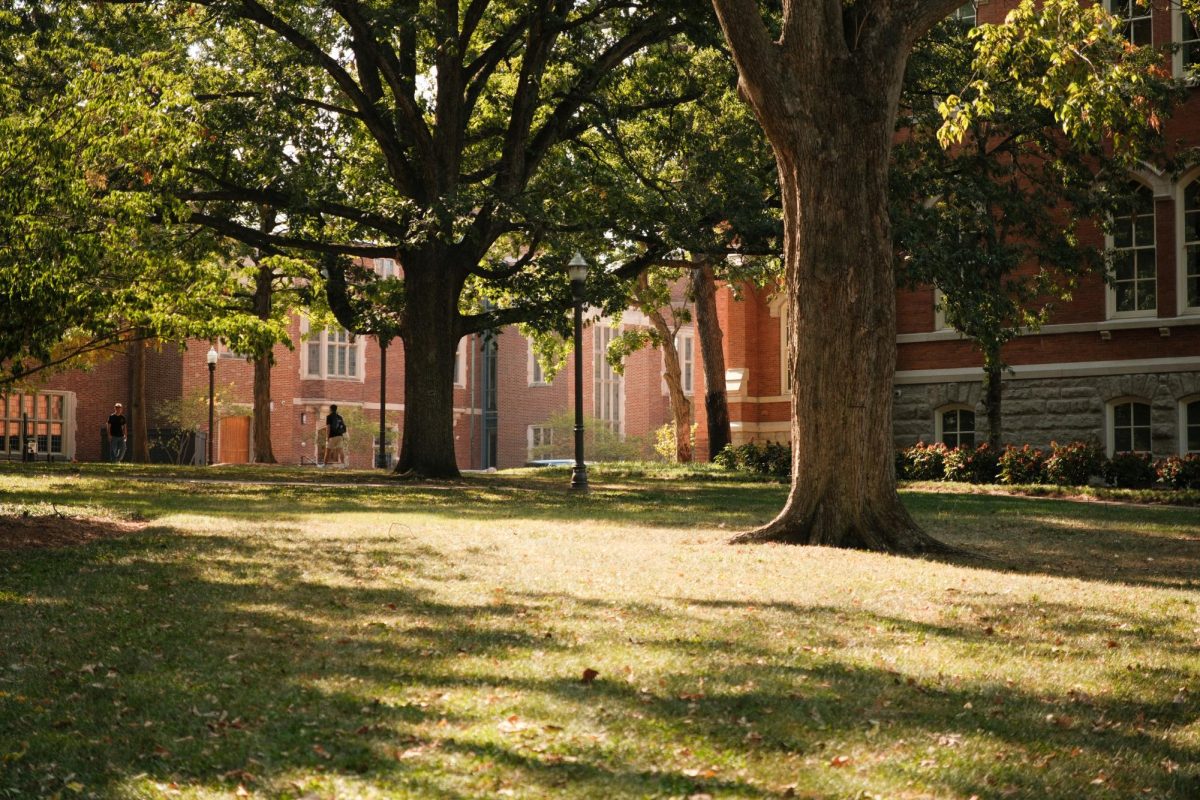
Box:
[0,463,1198,799]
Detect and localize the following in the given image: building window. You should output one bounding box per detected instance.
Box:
[676,331,695,395]
[1109,399,1152,454]
[454,337,468,387]
[1182,399,1200,454]
[1107,0,1152,46]
[1177,10,1200,75]
[1183,180,1200,312]
[951,2,976,26]
[1108,183,1156,318]
[376,258,398,279]
[933,287,950,331]
[1,391,66,456]
[937,406,976,449]
[593,325,623,433]
[528,338,547,386]
[304,327,362,380]
[528,425,554,459]
[779,303,791,394]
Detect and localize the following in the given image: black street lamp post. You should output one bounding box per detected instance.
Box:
[568,253,589,491]
[206,346,218,466]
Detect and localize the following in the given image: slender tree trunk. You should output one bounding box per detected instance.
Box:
[396,261,462,478]
[252,212,277,463]
[252,350,275,463]
[690,258,730,459]
[983,359,1002,448]
[128,333,149,462]
[718,38,947,552]
[640,293,692,463]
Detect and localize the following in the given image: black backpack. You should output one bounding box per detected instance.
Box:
[330,414,347,437]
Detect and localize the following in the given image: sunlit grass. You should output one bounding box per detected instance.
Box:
[0,465,1197,798]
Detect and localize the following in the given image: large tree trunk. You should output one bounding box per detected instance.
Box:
[690,258,731,459]
[128,333,149,462]
[983,360,1002,449]
[252,260,276,463]
[714,14,948,552]
[395,262,462,478]
[639,291,693,463]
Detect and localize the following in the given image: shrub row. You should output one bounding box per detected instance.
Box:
[897,441,1200,488]
[717,439,1200,489]
[713,441,790,479]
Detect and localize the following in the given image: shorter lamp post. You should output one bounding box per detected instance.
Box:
[206,346,218,466]
[568,252,589,490]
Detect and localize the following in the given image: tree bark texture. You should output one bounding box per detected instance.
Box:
[395,259,464,478]
[128,334,149,463]
[713,0,954,552]
[983,361,1002,449]
[640,294,693,463]
[691,258,731,460]
[252,260,277,463]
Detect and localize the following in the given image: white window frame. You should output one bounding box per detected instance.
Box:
[951,2,976,26]
[376,257,398,279]
[662,329,696,396]
[1106,0,1153,46]
[1107,397,1153,456]
[454,337,468,387]
[678,330,695,395]
[780,303,790,395]
[1173,7,1200,78]
[1178,174,1200,315]
[1180,395,1200,455]
[300,321,366,382]
[935,405,976,449]
[593,324,624,435]
[527,337,547,386]
[1106,182,1158,320]
[933,287,951,331]
[527,424,554,459]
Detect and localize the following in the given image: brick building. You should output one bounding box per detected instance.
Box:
[5,292,693,469]
[708,0,1200,459]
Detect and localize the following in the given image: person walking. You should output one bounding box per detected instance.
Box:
[107,403,127,462]
[323,404,347,467]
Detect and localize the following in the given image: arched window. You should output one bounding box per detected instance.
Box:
[1183,398,1200,454]
[1108,399,1152,454]
[1182,180,1200,313]
[937,406,976,449]
[1108,183,1157,318]
[1107,0,1153,45]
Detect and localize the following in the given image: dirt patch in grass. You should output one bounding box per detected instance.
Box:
[0,515,149,550]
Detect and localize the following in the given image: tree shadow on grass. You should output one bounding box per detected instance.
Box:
[0,474,788,530]
[0,529,778,798]
[6,472,1198,589]
[3,515,1199,798]
[909,491,1200,590]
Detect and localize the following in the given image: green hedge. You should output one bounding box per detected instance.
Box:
[716,439,1199,490]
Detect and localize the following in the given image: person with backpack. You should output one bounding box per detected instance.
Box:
[323,404,348,467]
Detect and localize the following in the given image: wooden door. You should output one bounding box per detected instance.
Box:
[219,415,251,464]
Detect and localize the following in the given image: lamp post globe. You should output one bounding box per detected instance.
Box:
[568,253,589,491]
[206,347,218,466]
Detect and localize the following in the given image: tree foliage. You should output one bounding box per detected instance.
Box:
[894,0,1182,442]
[0,6,282,381]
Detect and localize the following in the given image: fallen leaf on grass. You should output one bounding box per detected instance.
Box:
[312,744,331,760]
[498,715,534,734]
[829,755,851,768]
